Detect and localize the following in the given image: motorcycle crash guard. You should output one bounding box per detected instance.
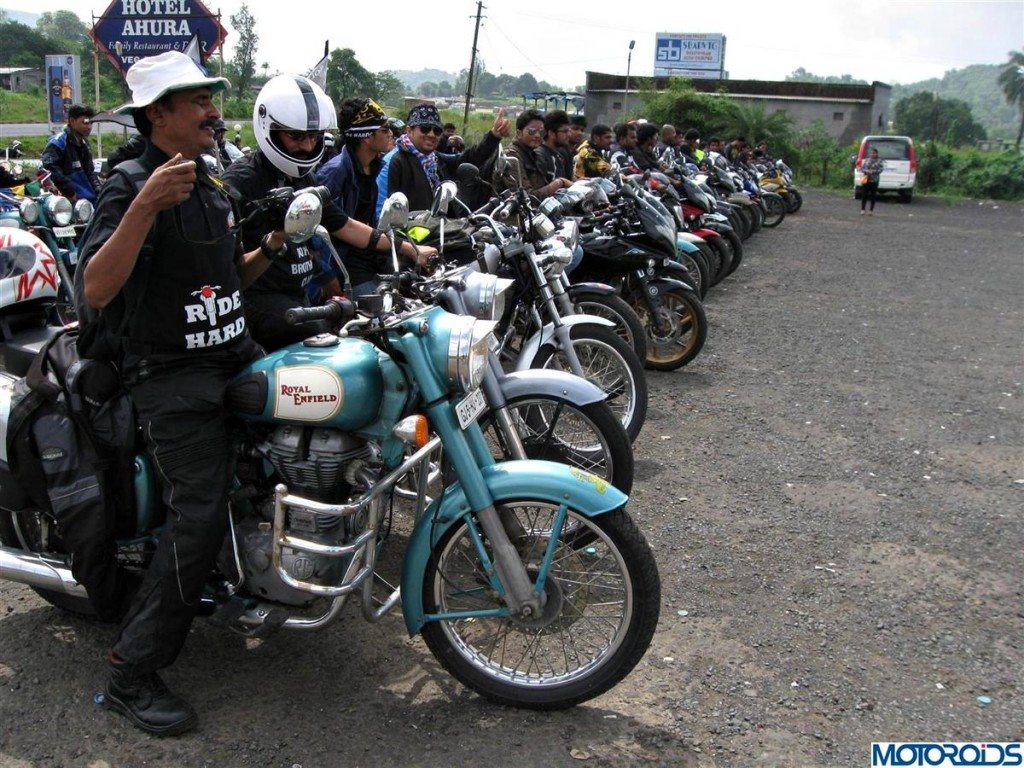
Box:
[499,368,607,408]
[399,458,628,636]
[514,314,617,371]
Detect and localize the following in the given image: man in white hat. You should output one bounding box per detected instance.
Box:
[78,50,280,736]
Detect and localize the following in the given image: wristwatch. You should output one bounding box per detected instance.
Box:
[260,233,288,261]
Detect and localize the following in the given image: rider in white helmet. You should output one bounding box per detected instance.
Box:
[223,74,434,350]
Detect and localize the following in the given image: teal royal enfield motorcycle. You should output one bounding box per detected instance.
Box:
[0,191,660,709]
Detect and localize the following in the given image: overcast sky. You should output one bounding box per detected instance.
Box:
[2,0,1022,88]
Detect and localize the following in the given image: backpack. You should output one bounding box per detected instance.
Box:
[5,327,137,619]
[73,158,156,362]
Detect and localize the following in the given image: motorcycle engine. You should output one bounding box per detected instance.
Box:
[221,425,375,606]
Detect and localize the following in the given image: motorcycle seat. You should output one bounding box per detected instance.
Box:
[1,322,63,378]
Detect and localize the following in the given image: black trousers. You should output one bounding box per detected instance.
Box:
[861,181,879,210]
[111,342,259,676]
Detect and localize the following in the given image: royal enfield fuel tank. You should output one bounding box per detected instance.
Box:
[226,335,385,430]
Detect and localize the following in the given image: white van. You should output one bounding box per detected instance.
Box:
[854,135,917,202]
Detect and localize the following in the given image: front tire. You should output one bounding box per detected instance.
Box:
[420,503,661,709]
[480,396,634,493]
[633,288,708,371]
[571,292,648,363]
[532,326,648,442]
[761,192,787,228]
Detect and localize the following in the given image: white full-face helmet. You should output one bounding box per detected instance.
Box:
[253,74,336,178]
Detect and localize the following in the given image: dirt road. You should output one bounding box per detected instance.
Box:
[1,190,1021,767]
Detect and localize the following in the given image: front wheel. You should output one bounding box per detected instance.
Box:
[786,188,803,213]
[532,326,648,442]
[480,396,634,494]
[761,192,787,228]
[420,503,661,709]
[571,292,648,363]
[633,288,708,371]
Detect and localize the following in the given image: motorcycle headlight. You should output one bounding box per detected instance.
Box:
[462,271,514,322]
[19,198,40,225]
[531,213,555,239]
[74,198,94,224]
[447,316,497,392]
[45,195,73,227]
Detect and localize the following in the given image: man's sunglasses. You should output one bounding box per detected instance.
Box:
[280,130,323,142]
[416,125,443,136]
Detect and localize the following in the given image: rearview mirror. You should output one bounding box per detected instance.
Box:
[284,191,323,243]
[430,181,459,217]
[378,192,409,232]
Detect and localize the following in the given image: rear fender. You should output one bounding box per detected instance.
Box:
[514,314,616,370]
[399,459,628,635]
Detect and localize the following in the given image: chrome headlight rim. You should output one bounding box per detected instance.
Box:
[462,271,513,322]
[446,316,496,392]
[74,198,94,224]
[19,198,40,225]
[45,195,73,227]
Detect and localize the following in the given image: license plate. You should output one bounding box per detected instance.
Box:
[456,388,487,429]
[52,225,76,239]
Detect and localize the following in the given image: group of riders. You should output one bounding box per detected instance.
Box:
[0,48,769,737]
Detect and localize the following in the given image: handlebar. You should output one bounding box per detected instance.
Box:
[285,296,356,326]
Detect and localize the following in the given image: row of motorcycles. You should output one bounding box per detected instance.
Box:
[0,138,797,710]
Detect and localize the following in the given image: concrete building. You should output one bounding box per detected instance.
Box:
[585,71,891,145]
[0,67,47,92]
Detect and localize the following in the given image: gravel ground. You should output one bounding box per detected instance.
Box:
[0,189,1021,767]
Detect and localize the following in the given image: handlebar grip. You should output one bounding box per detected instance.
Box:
[284,297,356,326]
[306,185,331,203]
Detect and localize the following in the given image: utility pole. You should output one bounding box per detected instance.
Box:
[624,40,635,119]
[463,0,484,135]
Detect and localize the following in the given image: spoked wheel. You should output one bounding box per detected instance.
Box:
[761,193,787,228]
[480,396,634,493]
[532,326,648,442]
[420,503,661,709]
[677,250,708,300]
[571,292,648,363]
[633,288,707,371]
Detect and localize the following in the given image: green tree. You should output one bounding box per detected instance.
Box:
[229,4,258,105]
[723,102,794,146]
[0,20,53,67]
[324,47,375,104]
[785,68,868,85]
[642,79,733,135]
[36,10,89,46]
[893,92,986,146]
[997,50,1024,150]
[373,71,404,105]
[437,80,454,97]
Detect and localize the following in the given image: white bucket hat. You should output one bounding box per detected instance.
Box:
[113,51,230,113]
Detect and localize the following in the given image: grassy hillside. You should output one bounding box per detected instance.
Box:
[892,64,1018,140]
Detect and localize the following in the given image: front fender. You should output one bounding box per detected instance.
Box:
[651,274,694,295]
[567,281,616,298]
[499,368,606,407]
[400,459,628,635]
[514,314,617,370]
[675,237,699,254]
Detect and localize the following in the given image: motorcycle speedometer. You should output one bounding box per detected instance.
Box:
[45,195,73,226]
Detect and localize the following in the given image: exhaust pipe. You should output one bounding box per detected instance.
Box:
[0,544,87,597]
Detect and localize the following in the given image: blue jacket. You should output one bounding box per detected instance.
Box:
[41,127,99,202]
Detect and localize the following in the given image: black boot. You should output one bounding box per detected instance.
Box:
[104,657,198,736]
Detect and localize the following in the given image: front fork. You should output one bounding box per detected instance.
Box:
[425,399,544,619]
[632,270,669,333]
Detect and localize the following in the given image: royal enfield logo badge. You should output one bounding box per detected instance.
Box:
[273,366,344,422]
